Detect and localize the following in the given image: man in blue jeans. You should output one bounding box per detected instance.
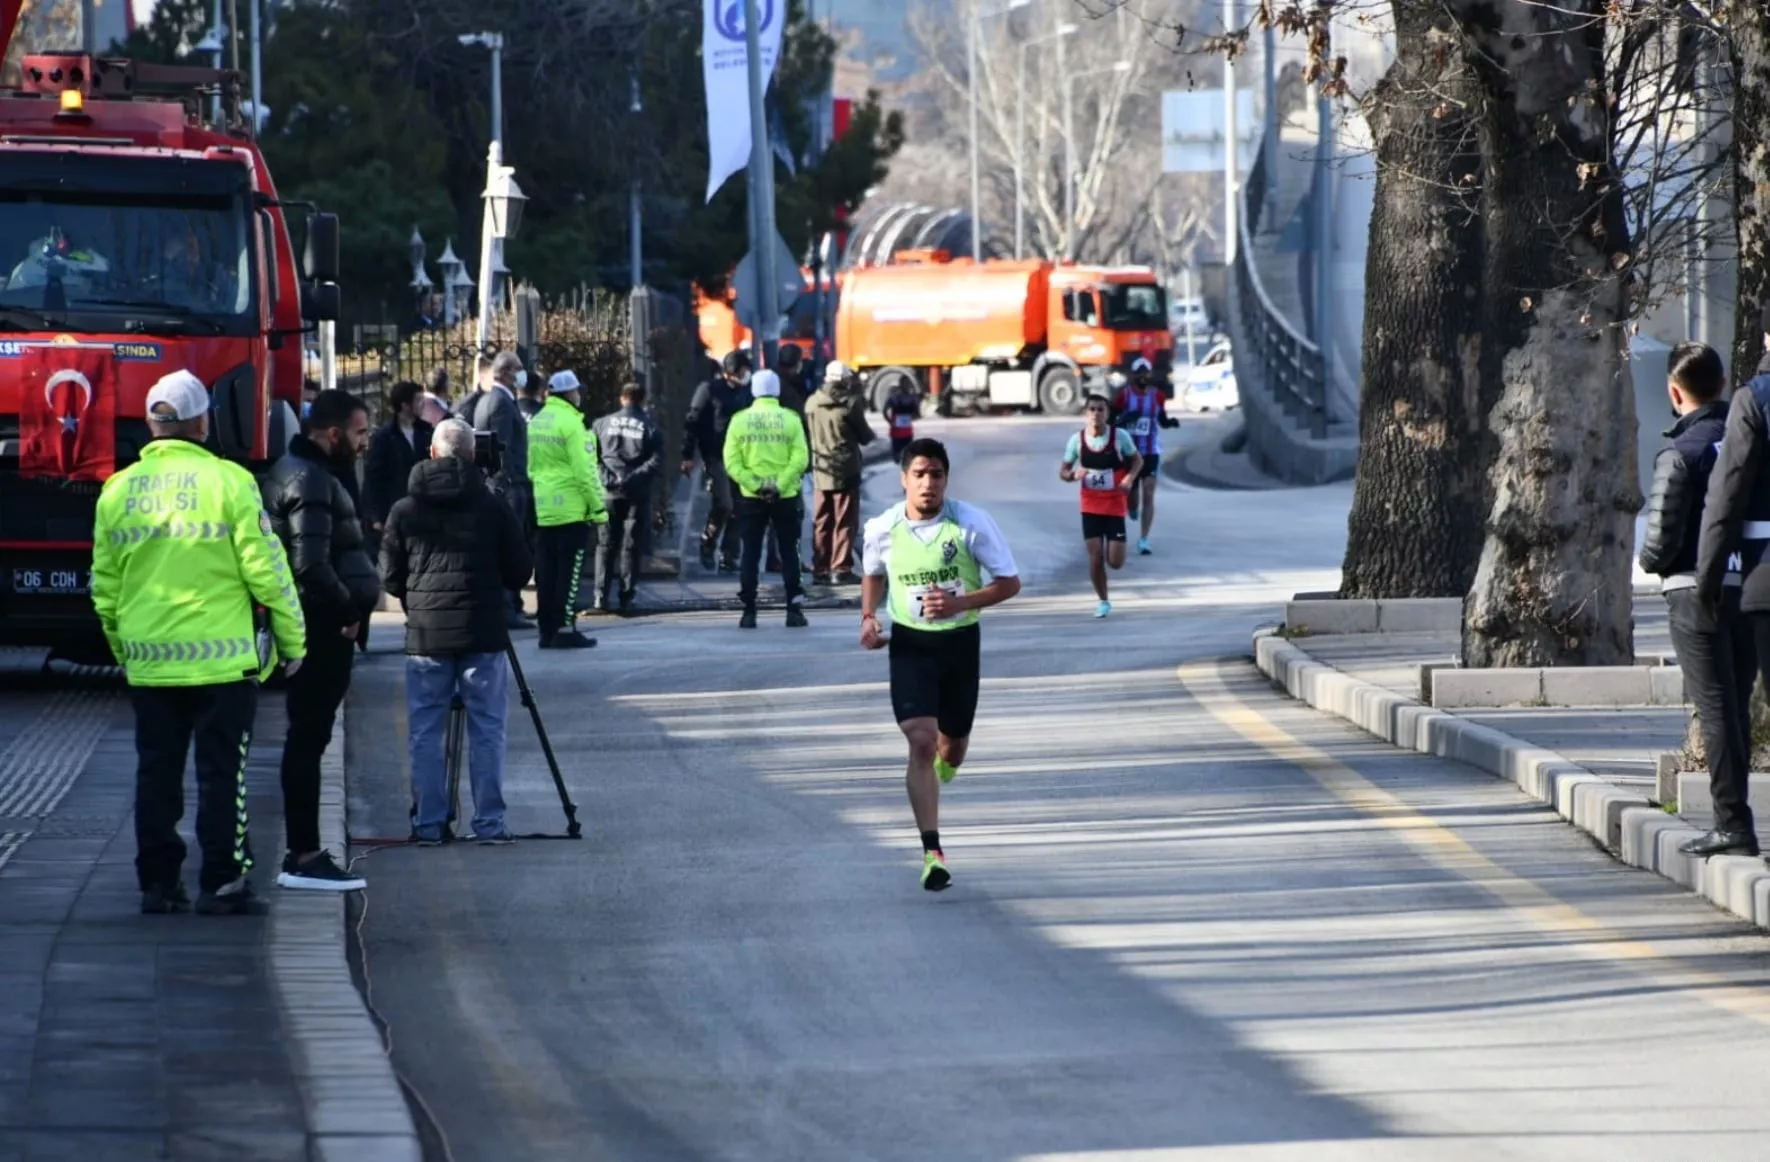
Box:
[378,419,533,843]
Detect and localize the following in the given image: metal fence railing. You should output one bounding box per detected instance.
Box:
[1235,127,1329,440]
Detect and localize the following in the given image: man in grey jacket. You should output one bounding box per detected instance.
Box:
[592,382,664,613]
[464,350,532,628]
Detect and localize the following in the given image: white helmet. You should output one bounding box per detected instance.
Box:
[1106,371,1128,390]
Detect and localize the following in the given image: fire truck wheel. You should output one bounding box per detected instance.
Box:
[1038,366,1084,416]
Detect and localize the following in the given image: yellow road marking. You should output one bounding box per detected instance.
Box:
[1176,658,1770,1025]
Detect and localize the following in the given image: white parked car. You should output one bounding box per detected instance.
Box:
[1178,341,1239,412]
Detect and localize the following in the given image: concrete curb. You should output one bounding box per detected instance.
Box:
[1285,597,1461,635]
[1430,664,1685,708]
[268,713,422,1161]
[1252,629,1770,931]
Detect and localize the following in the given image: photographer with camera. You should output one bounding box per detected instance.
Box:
[723,369,809,629]
[529,370,608,650]
[379,419,533,844]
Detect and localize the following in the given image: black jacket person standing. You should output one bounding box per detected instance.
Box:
[681,350,753,572]
[262,389,382,891]
[361,381,433,561]
[592,382,664,613]
[1645,343,1756,858]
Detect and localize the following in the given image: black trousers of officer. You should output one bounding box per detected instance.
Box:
[737,494,804,610]
[134,679,257,894]
[1668,588,1758,836]
[282,629,354,856]
[700,459,742,566]
[536,521,589,638]
[594,497,649,606]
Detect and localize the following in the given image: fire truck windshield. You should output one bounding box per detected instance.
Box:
[0,193,251,332]
[1101,284,1167,332]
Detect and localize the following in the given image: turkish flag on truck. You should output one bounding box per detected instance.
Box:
[19,346,117,482]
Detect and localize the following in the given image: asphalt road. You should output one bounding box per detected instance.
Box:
[347,416,1770,1162]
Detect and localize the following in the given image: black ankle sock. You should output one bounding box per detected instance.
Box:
[921,830,941,853]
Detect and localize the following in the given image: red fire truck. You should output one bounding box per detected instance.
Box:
[0,49,341,660]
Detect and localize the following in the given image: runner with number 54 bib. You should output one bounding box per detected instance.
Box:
[1062,394,1143,619]
[861,438,1021,892]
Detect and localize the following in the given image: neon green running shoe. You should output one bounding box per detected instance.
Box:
[921,849,952,892]
[934,755,959,784]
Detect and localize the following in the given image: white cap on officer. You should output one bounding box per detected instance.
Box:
[751,369,781,399]
[824,360,851,385]
[548,370,581,394]
[1131,356,1153,373]
[145,370,210,423]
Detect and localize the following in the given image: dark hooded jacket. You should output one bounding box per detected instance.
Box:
[1699,351,1770,611]
[379,456,534,656]
[262,435,382,632]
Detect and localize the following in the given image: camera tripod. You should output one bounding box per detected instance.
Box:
[416,641,584,842]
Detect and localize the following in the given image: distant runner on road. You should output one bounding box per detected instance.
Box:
[1112,357,1178,555]
[1061,394,1142,618]
[861,438,1022,892]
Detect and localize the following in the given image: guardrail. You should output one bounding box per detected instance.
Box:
[1235,128,1329,440]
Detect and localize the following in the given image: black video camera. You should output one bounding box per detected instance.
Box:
[473,429,504,478]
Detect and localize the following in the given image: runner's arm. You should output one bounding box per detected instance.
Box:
[1059,433,1080,481]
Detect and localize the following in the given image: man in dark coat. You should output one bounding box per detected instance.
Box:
[461,351,533,628]
[681,350,753,572]
[361,381,433,562]
[262,389,382,892]
[380,418,533,844]
[1644,343,1756,859]
[591,382,664,613]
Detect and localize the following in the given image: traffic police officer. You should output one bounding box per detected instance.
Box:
[91,370,307,916]
[723,369,810,629]
[529,369,608,650]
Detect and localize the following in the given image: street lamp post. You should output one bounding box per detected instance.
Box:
[629,70,644,289]
[968,0,1029,262]
[1016,23,1076,260]
[473,151,527,349]
[460,32,517,350]
[1062,60,1132,262]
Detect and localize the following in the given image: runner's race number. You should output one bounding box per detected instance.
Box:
[1081,468,1115,491]
[1131,417,1151,437]
[909,580,967,622]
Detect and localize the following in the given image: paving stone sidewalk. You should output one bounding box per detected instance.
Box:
[0,691,416,1162]
[1256,598,1770,931]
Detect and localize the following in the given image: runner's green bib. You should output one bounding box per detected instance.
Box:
[887,508,983,631]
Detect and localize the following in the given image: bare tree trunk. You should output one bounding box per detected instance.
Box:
[1734,6,1770,377]
[1455,0,1641,668]
[1339,9,1493,599]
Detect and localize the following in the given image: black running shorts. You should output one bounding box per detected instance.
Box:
[889,622,982,739]
[1081,513,1128,543]
[1134,454,1160,482]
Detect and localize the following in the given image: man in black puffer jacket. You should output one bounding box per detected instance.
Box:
[380,419,532,844]
[1648,343,1755,859]
[262,389,382,891]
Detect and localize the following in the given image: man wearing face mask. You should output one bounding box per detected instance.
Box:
[473,351,534,629]
[682,350,755,573]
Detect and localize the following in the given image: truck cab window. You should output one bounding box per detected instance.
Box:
[0,195,253,327]
[1101,284,1167,331]
[1062,290,1078,322]
[1077,291,1099,327]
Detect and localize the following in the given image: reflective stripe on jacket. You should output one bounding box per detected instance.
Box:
[91,439,306,687]
[722,397,809,499]
[528,395,608,527]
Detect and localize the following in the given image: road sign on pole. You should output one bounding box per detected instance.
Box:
[732,231,803,331]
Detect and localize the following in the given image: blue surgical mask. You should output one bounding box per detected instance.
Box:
[514,370,529,391]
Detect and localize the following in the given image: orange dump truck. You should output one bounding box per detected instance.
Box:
[834,254,1172,415]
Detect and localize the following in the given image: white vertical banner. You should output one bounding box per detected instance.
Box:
[703,0,784,203]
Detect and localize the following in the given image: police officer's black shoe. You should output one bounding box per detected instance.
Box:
[835,571,861,586]
[739,608,758,629]
[195,878,268,916]
[619,592,637,615]
[540,631,597,650]
[140,882,191,915]
[785,607,809,629]
[699,547,717,571]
